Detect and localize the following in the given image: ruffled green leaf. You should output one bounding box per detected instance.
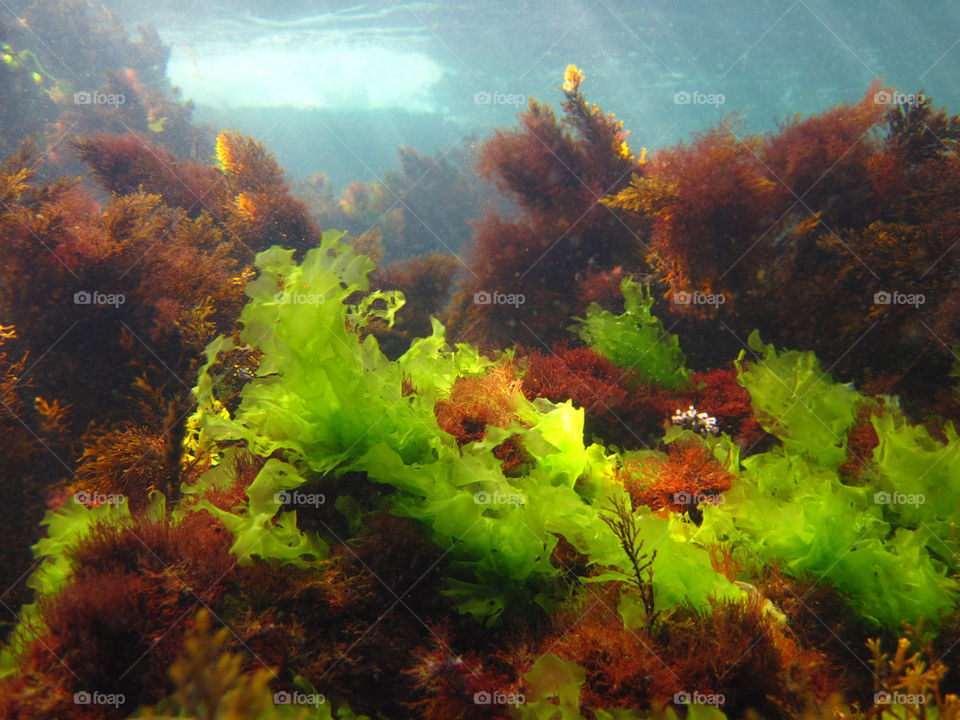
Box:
[570,278,692,389]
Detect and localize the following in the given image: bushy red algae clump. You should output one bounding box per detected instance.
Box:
[520,344,670,447]
[0,1,208,170]
[75,128,325,256]
[603,82,887,318]
[520,348,763,451]
[839,401,884,481]
[77,130,328,252]
[522,344,629,411]
[618,439,735,522]
[541,584,838,718]
[603,86,960,410]
[0,140,251,433]
[405,582,839,719]
[0,124,330,512]
[435,362,530,474]
[0,512,235,720]
[607,125,783,317]
[406,623,530,720]
[56,70,200,167]
[436,363,522,445]
[0,326,59,625]
[74,133,225,217]
[446,66,642,349]
[214,130,324,253]
[218,508,454,719]
[686,367,766,450]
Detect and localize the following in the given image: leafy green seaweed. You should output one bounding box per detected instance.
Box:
[698,448,956,629]
[570,278,692,390]
[736,330,861,468]
[190,232,734,623]
[696,333,960,630]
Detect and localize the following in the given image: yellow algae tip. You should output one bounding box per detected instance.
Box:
[235,192,259,221]
[148,116,168,133]
[562,64,584,94]
[215,131,235,171]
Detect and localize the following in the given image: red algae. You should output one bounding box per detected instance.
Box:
[618,440,735,521]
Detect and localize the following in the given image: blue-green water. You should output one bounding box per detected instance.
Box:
[102,0,960,186]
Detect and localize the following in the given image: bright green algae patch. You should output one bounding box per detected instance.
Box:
[8,231,960,687]
[697,447,956,629]
[190,230,736,622]
[570,278,692,390]
[6,230,960,696]
[736,330,861,468]
[191,234,960,630]
[697,333,960,630]
[870,409,960,534]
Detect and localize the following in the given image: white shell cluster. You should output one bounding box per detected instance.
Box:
[671,405,720,436]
